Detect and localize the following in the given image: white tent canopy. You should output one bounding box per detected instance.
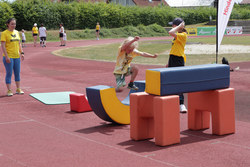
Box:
[166,0,215,7]
[166,0,243,7]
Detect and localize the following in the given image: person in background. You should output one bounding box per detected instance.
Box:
[21,29,26,47]
[59,23,64,46]
[39,23,47,47]
[32,23,38,47]
[63,30,67,46]
[167,18,188,113]
[96,22,100,40]
[113,36,158,92]
[1,18,25,96]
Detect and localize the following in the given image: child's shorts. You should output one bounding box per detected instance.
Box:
[114,67,132,88]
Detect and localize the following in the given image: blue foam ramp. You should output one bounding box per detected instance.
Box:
[122,81,145,105]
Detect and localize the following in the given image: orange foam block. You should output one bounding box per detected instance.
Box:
[130,92,180,146]
[70,93,92,112]
[188,88,235,135]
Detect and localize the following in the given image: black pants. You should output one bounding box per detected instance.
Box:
[167,55,185,104]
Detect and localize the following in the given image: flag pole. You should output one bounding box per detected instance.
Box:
[216,0,219,64]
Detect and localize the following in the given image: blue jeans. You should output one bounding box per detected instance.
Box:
[3,57,21,84]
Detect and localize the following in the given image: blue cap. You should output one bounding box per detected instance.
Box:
[169,18,183,26]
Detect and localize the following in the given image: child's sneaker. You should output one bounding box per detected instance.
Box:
[180,104,187,113]
[7,90,13,96]
[127,82,139,90]
[16,88,24,95]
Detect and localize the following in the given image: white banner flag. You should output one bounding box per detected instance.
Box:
[218,0,235,50]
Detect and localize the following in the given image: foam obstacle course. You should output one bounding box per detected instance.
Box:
[130,64,235,146]
[86,64,235,146]
[86,81,145,124]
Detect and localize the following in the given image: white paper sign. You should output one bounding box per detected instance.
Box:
[226,26,243,35]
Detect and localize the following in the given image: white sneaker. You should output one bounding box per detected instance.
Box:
[180,104,187,113]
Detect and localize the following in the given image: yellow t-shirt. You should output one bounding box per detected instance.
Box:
[113,47,143,74]
[1,30,20,58]
[170,32,187,62]
[96,25,100,30]
[32,26,38,34]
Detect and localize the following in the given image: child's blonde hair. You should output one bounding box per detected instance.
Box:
[121,36,138,50]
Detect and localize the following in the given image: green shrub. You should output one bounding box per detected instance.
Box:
[0,2,14,31]
[5,1,249,31]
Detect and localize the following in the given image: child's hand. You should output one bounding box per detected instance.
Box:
[179,22,185,29]
[153,54,158,58]
[134,36,140,41]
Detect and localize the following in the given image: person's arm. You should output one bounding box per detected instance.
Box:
[141,52,158,58]
[169,22,185,38]
[121,36,140,51]
[1,41,10,63]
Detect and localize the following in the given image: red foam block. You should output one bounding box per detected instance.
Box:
[70,93,92,112]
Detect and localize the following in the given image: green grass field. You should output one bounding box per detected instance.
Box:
[53,35,250,66]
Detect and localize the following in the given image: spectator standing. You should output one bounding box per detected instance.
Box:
[167,18,188,113]
[59,23,64,46]
[96,22,100,40]
[63,31,67,46]
[1,18,25,96]
[39,23,47,47]
[21,29,26,47]
[32,23,38,47]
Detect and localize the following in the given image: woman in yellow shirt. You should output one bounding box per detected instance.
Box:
[168,18,188,113]
[1,18,25,96]
[32,23,38,47]
[96,22,100,40]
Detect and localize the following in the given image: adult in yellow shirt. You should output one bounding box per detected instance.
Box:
[96,22,100,40]
[1,18,25,96]
[168,18,188,113]
[32,23,38,47]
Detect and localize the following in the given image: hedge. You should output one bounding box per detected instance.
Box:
[0,0,249,31]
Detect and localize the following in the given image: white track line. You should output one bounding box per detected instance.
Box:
[3,155,28,167]
[0,119,33,125]
[19,115,179,167]
[181,131,250,150]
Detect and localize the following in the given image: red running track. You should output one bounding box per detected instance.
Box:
[0,37,250,167]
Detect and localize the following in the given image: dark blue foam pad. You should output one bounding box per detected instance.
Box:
[86,85,114,123]
[147,64,230,96]
[121,81,145,105]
